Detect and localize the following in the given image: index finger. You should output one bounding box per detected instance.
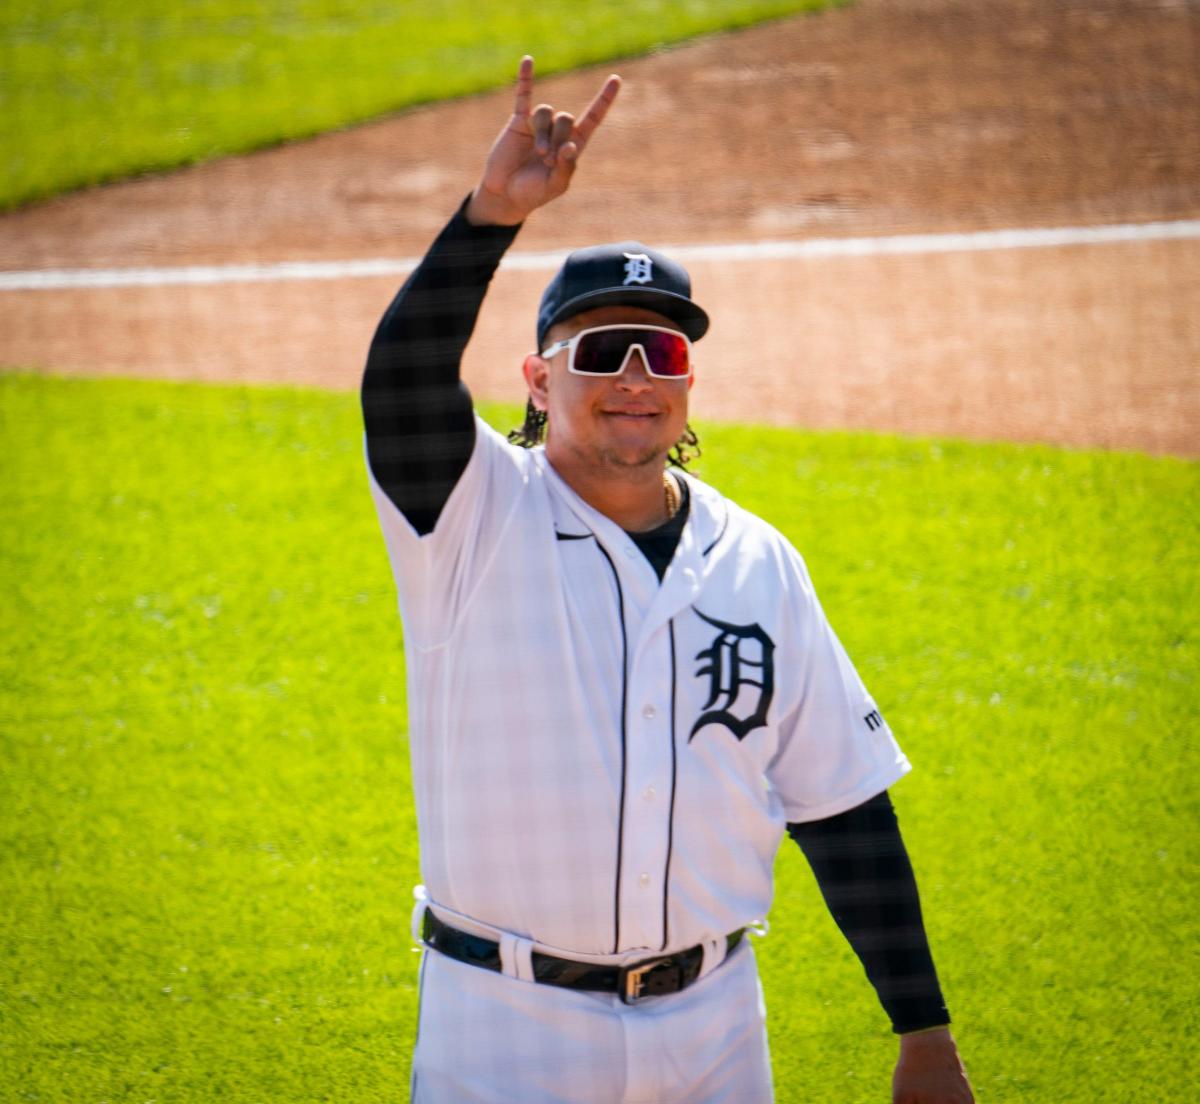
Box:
[512,55,535,118]
[572,74,621,151]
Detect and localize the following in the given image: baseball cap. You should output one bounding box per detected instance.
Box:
[537,241,710,347]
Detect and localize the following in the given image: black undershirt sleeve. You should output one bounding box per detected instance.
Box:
[361,197,521,535]
[787,790,951,1034]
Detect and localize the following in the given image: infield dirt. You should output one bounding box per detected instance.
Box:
[1,0,1197,454]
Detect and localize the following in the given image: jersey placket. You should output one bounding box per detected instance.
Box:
[541,456,713,954]
[610,528,705,953]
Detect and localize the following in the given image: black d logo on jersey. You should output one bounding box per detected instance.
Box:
[689,609,776,743]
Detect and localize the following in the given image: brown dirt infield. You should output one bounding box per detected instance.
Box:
[1,0,1197,454]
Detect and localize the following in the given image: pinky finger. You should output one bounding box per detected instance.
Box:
[512,55,534,118]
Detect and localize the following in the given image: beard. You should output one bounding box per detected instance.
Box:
[595,442,666,470]
[548,408,685,475]
[563,435,668,473]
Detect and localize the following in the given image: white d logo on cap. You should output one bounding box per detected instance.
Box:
[622,253,653,286]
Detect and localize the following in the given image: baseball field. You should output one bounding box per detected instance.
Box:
[2,1,1198,1101]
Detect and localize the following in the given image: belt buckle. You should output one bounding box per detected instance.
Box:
[620,955,672,1005]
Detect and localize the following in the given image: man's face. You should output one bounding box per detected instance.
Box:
[525,305,694,474]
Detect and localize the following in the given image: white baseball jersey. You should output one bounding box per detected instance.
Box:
[367,415,910,959]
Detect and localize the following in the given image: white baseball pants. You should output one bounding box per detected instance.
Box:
[410,938,773,1103]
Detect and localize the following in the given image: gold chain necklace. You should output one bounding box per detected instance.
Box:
[662,471,681,521]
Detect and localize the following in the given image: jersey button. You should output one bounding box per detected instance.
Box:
[638,872,650,887]
[642,704,656,719]
[642,786,656,802]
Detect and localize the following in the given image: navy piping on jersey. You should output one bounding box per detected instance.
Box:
[662,618,680,952]
[557,520,682,953]
[591,538,629,955]
[702,502,728,558]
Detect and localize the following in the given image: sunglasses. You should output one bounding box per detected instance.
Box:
[539,324,693,379]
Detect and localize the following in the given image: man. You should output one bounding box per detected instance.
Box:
[362,56,974,1103]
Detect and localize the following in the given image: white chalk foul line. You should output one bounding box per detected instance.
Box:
[3,218,1198,291]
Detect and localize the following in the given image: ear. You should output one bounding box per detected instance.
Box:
[523,352,550,411]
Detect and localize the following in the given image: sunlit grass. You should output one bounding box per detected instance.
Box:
[1,373,1195,1101]
[0,0,839,210]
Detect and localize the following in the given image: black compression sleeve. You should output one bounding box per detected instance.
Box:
[361,197,521,535]
[787,791,951,1034]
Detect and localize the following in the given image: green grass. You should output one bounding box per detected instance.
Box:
[2,373,1196,1102]
[0,0,839,211]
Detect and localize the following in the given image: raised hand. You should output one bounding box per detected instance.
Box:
[465,56,621,227]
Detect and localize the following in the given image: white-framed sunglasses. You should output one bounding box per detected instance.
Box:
[539,324,693,379]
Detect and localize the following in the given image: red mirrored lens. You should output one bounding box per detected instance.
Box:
[574,329,690,377]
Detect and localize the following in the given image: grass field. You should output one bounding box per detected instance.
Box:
[2,373,1197,1102]
[0,0,838,211]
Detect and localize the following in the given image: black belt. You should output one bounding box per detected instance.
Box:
[422,909,744,1005]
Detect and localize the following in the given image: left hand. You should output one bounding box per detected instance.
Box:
[893,1027,975,1103]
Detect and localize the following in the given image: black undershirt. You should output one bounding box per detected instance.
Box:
[360,199,950,1034]
[627,479,690,580]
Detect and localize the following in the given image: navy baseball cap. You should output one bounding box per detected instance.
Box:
[537,241,710,347]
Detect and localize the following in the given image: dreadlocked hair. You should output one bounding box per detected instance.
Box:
[507,398,702,470]
[667,424,701,469]
[506,398,547,449]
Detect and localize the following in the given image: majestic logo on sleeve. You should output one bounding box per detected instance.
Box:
[689,610,776,742]
[622,253,654,285]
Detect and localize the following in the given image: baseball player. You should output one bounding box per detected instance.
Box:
[361,56,974,1103]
